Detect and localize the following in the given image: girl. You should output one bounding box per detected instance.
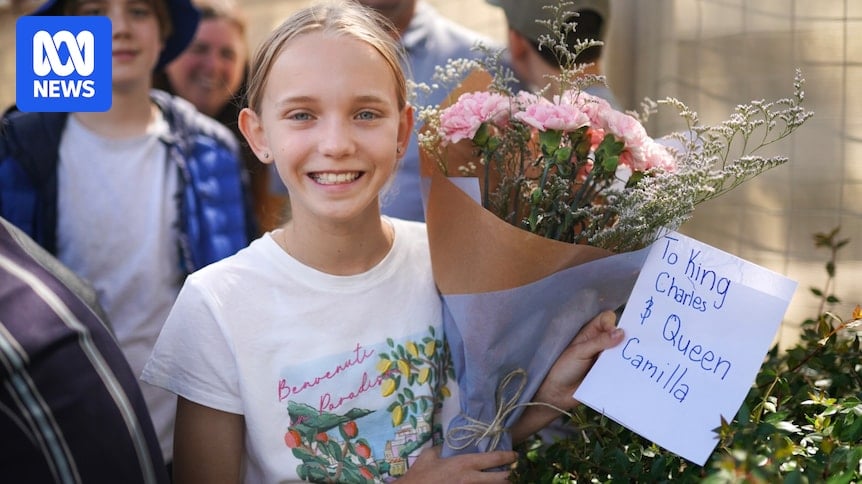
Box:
[142,2,622,482]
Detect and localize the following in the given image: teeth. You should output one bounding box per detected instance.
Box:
[312,172,360,185]
[194,78,217,89]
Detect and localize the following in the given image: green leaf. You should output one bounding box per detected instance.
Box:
[472,122,491,146]
[601,154,620,173]
[539,129,563,155]
[625,170,647,188]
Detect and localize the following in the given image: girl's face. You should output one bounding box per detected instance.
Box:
[75,0,163,91]
[166,17,247,117]
[240,32,412,228]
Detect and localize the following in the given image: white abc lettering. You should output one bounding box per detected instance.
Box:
[32,29,95,77]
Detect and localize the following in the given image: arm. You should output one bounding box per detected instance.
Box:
[173,397,245,484]
[510,310,623,443]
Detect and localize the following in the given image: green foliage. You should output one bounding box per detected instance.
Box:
[512,227,862,482]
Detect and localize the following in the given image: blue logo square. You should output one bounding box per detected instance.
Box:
[16,16,112,112]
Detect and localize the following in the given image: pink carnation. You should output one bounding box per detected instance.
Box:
[514,91,542,109]
[562,90,612,127]
[439,92,510,144]
[641,141,677,171]
[513,102,590,132]
[601,110,651,169]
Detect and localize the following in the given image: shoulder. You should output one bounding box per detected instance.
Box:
[388,217,431,260]
[1,108,67,187]
[150,90,239,154]
[1,107,67,158]
[389,217,428,239]
[185,236,268,288]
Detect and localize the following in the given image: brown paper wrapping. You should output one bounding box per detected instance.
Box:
[420,70,614,295]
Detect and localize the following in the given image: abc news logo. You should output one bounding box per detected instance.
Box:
[16,16,111,112]
[33,29,96,98]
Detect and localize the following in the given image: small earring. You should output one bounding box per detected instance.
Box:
[262,152,270,159]
[396,146,403,154]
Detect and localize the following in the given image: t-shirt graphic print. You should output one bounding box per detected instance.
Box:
[279,326,451,482]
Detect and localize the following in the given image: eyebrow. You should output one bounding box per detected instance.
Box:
[274,94,392,108]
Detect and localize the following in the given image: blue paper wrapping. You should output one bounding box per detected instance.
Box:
[440,246,650,457]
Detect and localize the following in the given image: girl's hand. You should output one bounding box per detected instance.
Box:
[535,310,623,410]
[511,310,624,442]
[398,446,516,483]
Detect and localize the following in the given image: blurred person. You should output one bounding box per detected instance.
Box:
[0,0,255,468]
[155,0,287,232]
[489,0,621,108]
[0,216,169,484]
[356,0,504,222]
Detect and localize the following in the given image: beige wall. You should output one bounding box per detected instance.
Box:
[2,0,859,347]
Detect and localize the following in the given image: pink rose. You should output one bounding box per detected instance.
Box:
[514,102,590,132]
[439,92,510,144]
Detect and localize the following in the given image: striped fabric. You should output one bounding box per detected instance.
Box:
[0,218,169,484]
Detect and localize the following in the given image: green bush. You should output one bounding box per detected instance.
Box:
[513,227,862,483]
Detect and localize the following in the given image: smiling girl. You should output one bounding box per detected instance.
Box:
[141,2,623,482]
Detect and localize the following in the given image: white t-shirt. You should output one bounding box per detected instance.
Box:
[142,218,453,483]
[57,113,181,460]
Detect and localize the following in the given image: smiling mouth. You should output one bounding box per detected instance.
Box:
[193,77,223,90]
[310,172,362,185]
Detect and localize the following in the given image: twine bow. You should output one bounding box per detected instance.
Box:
[445,368,573,452]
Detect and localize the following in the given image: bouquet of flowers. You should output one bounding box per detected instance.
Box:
[415,4,812,458]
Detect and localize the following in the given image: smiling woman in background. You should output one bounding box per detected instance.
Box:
[156,0,287,232]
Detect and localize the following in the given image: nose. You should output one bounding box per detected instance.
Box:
[200,50,219,73]
[318,118,355,158]
[110,8,130,37]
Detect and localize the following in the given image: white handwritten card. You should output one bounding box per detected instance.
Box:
[574,231,797,465]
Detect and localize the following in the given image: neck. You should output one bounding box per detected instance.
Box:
[392,5,416,34]
[73,88,155,138]
[277,209,393,276]
[520,54,563,98]
[522,56,605,99]
[376,0,417,35]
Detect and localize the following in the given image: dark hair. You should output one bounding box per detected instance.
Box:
[532,9,604,68]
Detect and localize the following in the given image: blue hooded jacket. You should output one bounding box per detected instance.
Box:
[0,90,255,274]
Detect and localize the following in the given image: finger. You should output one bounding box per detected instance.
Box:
[574,310,618,343]
[467,450,518,471]
[567,326,624,361]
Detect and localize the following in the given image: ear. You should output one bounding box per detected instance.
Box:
[238,107,272,164]
[396,104,415,159]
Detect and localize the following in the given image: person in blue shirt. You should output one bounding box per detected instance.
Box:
[358,0,505,222]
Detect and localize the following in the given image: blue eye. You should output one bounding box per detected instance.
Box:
[288,112,312,121]
[356,111,378,121]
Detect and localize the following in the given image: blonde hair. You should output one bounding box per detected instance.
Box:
[244,1,408,114]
